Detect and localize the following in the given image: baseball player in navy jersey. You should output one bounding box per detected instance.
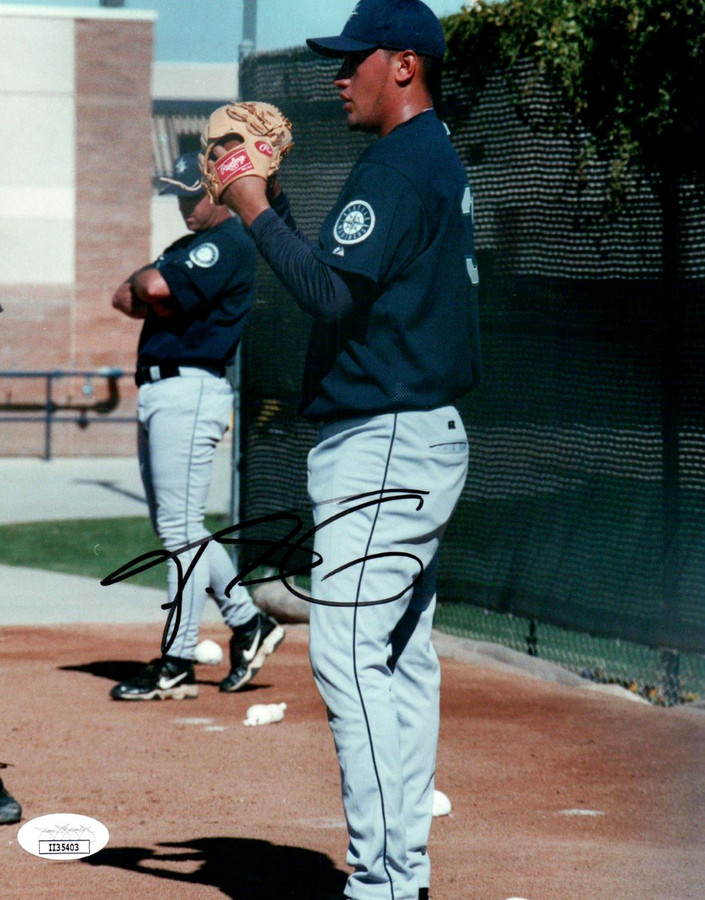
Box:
[109,151,284,702]
[208,1,480,896]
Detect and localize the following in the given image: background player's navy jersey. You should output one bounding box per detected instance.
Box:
[301,109,481,420]
[137,216,255,368]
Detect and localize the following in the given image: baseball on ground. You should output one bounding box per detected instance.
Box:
[432,789,452,817]
[194,639,223,665]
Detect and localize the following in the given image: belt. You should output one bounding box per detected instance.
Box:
[135,363,226,387]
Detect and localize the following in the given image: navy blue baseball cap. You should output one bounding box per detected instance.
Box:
[159,152,205,197]
[307,0,446,60]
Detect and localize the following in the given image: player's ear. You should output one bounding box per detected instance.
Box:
[393,50,418,87]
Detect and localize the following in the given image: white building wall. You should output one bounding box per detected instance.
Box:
[150,193,189,261]
[0,14,75,283]
[152,61,238,102]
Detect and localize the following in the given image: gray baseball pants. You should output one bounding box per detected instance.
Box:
[137,369,258,659]
[307,406,469,900]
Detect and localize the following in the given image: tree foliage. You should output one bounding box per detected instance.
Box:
[444,0,705,201]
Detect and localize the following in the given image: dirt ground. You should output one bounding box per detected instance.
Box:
[1,622,703,900]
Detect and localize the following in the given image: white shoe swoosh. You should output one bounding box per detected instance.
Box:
[157,673,187,690]
[242,629,262,663]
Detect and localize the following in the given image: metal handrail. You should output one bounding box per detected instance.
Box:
[0,368,134,460]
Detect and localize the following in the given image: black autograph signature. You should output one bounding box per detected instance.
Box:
[101,488,428,654]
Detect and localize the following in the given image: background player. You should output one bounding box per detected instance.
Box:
[204,0,481,896]
[109,151,284,701]
[0,770,21,825]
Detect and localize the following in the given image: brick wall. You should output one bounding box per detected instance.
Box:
[74,19,152,373]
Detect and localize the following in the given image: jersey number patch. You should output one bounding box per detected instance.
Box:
[461,185,479,285]
[334,200,376,245]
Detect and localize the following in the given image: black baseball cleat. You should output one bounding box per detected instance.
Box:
[109,656,198,701]
[0,779,22,825]
[219,612,285,692]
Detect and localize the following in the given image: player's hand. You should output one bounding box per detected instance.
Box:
[210,144,270,227]
[128,268,177,318]
[112,281,148,319]
[199,100,293,217]
[149,300,176,318]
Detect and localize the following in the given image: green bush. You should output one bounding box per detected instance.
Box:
[444,0,705,206]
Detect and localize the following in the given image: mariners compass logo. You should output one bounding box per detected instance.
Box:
[189,243,220,268]
[333,200,376,245]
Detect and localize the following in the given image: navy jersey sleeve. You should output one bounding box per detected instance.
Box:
[155,223,253,313]
[250,209,356,323]
[313,162,427,286]
[270,190,312,245]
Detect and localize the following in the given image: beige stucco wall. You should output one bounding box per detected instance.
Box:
[0,13,76,285]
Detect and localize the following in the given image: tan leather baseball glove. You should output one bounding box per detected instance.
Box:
[199,101,294,204]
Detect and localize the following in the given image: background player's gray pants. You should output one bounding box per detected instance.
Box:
[137,369,258,658]
[307,407,469,900]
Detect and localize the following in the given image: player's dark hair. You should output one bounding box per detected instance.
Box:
[420,54,444,112]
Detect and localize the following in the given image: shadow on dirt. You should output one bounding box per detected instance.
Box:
[81,836,348,899]
[59,660,273,692]
[60,660,148,682]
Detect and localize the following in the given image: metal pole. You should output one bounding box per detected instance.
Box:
[526,617,538,657]
[44,374,53,461]
[229,345,243,572]
[660,649,681,707]
[232,0,257,552]
[239,0,257,62]
[659,169,683,660]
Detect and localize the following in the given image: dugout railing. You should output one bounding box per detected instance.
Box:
[0,369,132,460]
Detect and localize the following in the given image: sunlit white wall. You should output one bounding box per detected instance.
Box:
[0,12,75,283]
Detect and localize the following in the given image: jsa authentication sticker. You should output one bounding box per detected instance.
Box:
[18,813,109,861]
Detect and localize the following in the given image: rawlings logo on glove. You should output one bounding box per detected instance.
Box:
[214,147,256,180]
[200,101,294,205]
